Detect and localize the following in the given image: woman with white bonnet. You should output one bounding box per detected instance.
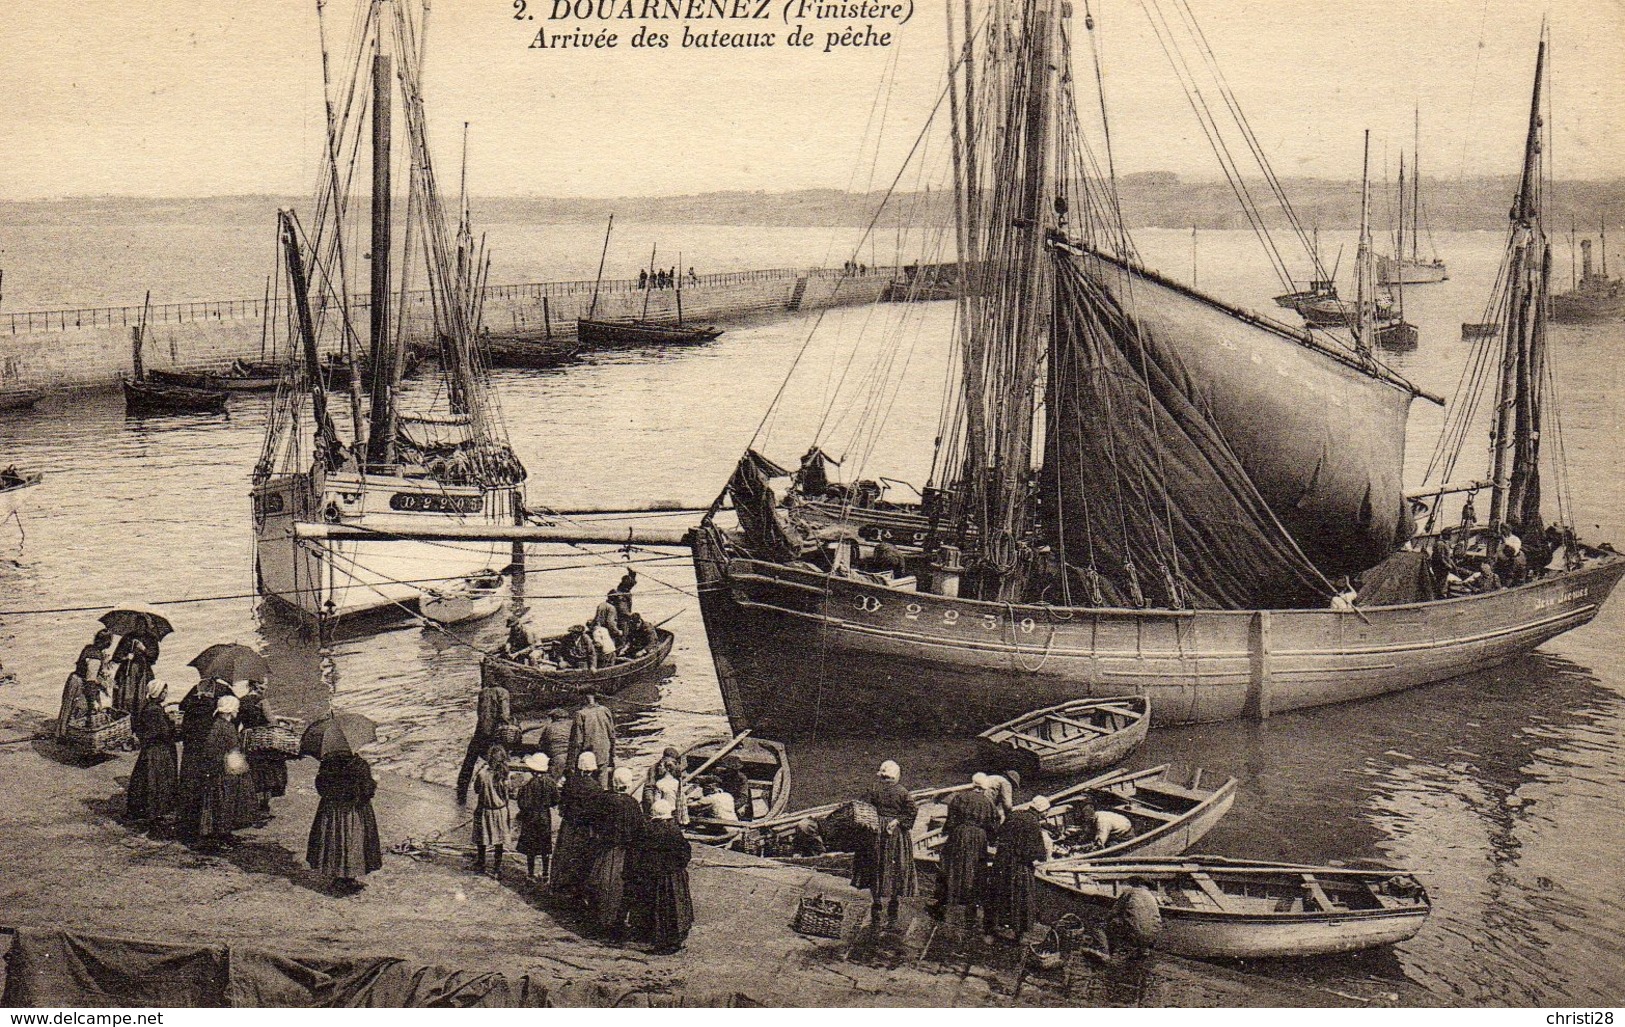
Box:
[933,772,999,926]
[852,759,918,926]
[551,750,603,904]
[516,752,559,881]
[189,694,244,850]
[986,794,1052,943]
[631,797,694,955]
[587,766,647,943]
[126,680,178,825]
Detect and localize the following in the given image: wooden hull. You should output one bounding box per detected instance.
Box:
[1461,322,1499,339]
[0,478,42,519]
[1377,257,1449,285]
[0,390,44,412]
[1550,291,1625,322]
[577,319,722,347]
[681,735,791,846]
[420,580,507,625]
[1375,321,1418,351]
[148,367,281,392]
[123,379,229,415]
[692,526,1625,735]
[977,696,1150,778]
[483,337,580,369]
[253,469,520,623]
[479,629,674,710]
[915,764,1235,866]
[1035,857,1431,959]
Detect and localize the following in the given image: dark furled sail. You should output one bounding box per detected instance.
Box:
[1043,248,1417,608]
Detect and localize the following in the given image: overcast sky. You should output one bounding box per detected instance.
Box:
[1,0,1620,200]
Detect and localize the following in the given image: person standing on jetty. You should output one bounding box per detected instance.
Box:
[932,772,999,926]
[588,767,647,943]
[540,707,573,778]
[551,751,603,904]
[568,691,615,788]
[985,795,1053,944]
[174,678,221,840]
[631,797,693,955]
[471,744,513,879]
[125,680,177,826]
[188,695,244,850]
[853,760,917,926]
[516,753,559,881]
[456,675,513,805]
[237,680,286,818]
[307,735,383,894]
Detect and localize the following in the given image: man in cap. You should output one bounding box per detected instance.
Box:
[456,675,513,805]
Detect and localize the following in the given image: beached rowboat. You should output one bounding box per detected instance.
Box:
[480,628,674,710]
[1034,856,1431,959]
[680,735,792,846]
[914,764,1235,867]
[576,318,722,347]
[977,696,1150,778]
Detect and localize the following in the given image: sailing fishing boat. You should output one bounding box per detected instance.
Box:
[1378,109,1449,285]
[1300,139,1414,349]
[691,8,1622,736]
[123,292,230,415]
[252,0,526,626]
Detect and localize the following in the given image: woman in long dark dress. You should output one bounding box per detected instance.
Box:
[935,773,999,926]
[986,795,1052,943]
[852,759,918,925]
[307,743,383,893]
[189,695,243,849]
[516,753,559,880]
[111,634,155,715]
[126,681,178,825]
[588,767,647,942]
[237,681,287,816]
[551,751,602,904]
[630,798,693,955]
[175,679,221,840]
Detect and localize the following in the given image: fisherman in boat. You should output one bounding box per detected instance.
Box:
[622,613,660,659]
[1497,532,1530,586]
[985,795,1053,945]
[931,772,1000,926]
[504,613,540,657]
[456,675,514,806]
[716,754,754,821]
[1329,576,1358,610]
[568,691,616,788]
[693,778,736,822]
[852,760,918,927]
[615,568,638,609]
[0,465,25,488]
[1072,798,1135,852]
[590,591,624,663]
[562,625,598,671]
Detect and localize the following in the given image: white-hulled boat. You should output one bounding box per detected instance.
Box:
[419,570,507,626]
[252,2,525,627]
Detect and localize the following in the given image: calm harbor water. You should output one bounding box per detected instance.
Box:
[2,221,1623,1003]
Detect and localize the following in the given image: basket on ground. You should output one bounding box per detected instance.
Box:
[793,894,847,939]
[63,712,133,755]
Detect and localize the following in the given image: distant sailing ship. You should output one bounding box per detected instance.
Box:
[1301,138,1415,350]
[252,0,525,626]
[1377,110,1449,286]
[1550,221,1625,322]
[692,9,1622,737]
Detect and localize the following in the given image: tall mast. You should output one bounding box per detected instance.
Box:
[1354,130,1373,354]
[281,211,341,468]
[365,40,396,469]
[1412,107,1422,263]
[587,214,613,320]
[1396,152,1406,283]
[1490,35,1546,528]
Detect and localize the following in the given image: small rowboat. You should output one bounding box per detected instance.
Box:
[480,628,674,710]
[680,735,792,846]
[149,362,282,392]
[1461,322,1500,339]
[978,696,1150,778]
[0,389,44,412]
[1034,856,1431,959]
[577,318,722,347]
[738,782,976,867]
[482,336,581,369]
[914,764,1236,867]
[123,378,229,415]
[419,571,506,625]
[0,472,43,519]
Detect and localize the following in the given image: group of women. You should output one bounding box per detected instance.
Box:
[468,745,695,955]
[856,762,1056,943]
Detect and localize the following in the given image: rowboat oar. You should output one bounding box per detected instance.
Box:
[682,729,751,784]
[649,610,685,630]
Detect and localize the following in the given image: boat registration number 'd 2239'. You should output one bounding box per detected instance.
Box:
[388,492,486,515]
[848,593,1041,635]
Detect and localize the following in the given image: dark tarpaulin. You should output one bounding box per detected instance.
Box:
[226,948,550,1008]
[1352,549,1437,606]
[1,929,228,1008]
[1043,256,1334,609]
[726,450,808,564]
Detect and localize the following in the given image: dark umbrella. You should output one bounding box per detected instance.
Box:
[188,643,271,683]
[300,712,378,759]
[99,606,174,640]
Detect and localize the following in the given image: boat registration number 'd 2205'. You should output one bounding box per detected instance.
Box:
[388,492,486,515]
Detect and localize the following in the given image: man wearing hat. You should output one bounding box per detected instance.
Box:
[516,753,559,881]
[568,691,616,789]
[456,675,513,806]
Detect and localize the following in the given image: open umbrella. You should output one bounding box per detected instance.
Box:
[99,606,174,640]
[188,643,270,683]
[300,712,377,759]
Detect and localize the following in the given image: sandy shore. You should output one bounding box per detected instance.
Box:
[0,702,1428,1007]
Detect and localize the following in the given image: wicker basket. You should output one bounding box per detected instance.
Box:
[829,800,880,834]
[793,894,846,939]
[64,712,133,754]
[243,718,303,759]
